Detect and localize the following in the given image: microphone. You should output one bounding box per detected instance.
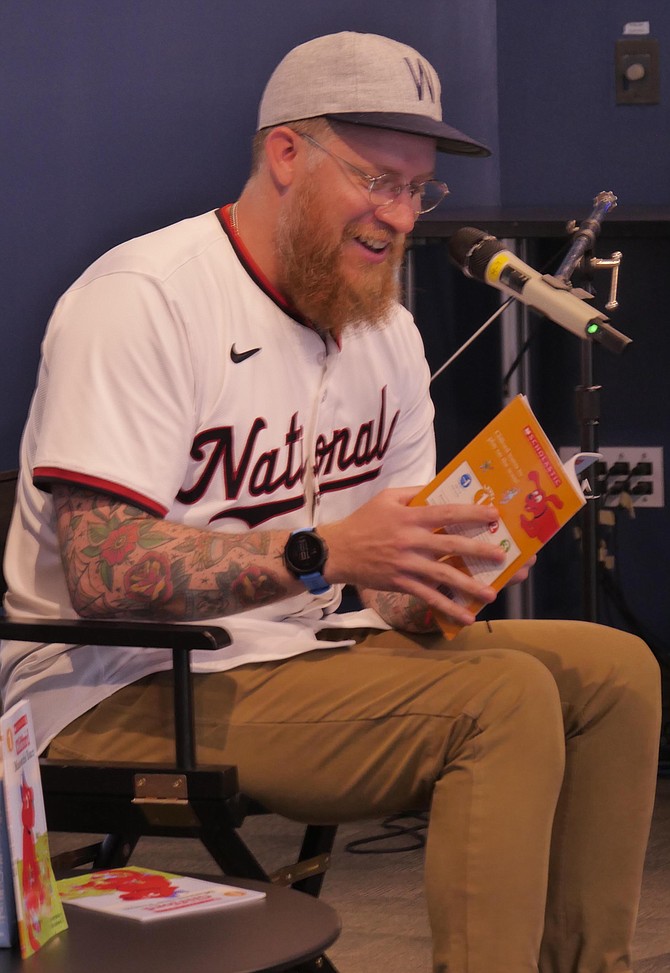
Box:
[448,227,631,354]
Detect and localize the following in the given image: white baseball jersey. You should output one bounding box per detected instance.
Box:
[0,206,436,751]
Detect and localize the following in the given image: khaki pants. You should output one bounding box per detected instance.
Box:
[49,619,661,973]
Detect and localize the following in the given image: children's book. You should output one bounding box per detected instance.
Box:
[0,700,68,957]
[0,759,17,947]
[57,867,266,921]
[411,394,598,638]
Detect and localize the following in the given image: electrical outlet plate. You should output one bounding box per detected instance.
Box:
[615,38,660,105]
[559,446,664,508]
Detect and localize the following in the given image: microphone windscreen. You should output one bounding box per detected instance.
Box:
[448,227,505,280]
[448,227,488,268]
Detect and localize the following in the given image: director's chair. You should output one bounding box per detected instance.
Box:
[0,469,340,973]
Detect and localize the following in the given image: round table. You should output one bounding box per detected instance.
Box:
[0,878,340,973]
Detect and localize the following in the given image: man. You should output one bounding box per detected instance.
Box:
[1,31,660,973]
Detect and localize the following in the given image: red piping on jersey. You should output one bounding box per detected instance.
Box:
[217,205,295,313]
[33,468,168,518]
[217,205,342,349]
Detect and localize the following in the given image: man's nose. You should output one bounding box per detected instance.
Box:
[374,195,417,234]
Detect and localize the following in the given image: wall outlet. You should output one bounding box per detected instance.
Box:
[559,446,664,508]
[615,38,660,105]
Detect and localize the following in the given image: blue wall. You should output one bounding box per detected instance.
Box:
[497,2,670,205]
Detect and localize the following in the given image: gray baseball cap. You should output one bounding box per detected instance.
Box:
[257,32,491,157]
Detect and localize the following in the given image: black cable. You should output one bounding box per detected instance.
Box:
[344,812,428,855]
[596,501,670,663]
[501,322,539,399]
[499,238,574,393]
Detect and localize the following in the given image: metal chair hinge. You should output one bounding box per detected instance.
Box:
[268,852,331,887]
[132,772,199,827]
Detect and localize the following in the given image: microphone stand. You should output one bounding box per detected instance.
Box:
[426,191,628,624]
[554,191,620,622]
[575,332,601,623]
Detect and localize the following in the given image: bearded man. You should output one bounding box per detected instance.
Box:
[1,32,660,973]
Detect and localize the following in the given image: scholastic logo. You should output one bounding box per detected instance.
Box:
[523,425,562,487]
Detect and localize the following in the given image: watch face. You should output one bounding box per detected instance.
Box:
[286,530,326,573]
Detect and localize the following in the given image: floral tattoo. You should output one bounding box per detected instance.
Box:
[53,485,288,621]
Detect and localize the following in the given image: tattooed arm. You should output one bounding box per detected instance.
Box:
[357,588,438,633]
[52,484,297,620]
[53,482,511,628]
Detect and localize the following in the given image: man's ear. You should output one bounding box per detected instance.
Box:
[264,126,302,188]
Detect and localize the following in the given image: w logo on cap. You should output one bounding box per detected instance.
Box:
[404,57,436,103]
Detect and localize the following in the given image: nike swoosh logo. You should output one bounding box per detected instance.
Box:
[230,344,261,364]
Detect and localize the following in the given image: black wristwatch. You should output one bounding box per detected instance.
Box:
[283,528,331,595]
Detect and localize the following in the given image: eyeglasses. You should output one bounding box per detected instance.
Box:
[298,132,449,216]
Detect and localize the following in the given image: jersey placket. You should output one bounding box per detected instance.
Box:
[303,341,337,527]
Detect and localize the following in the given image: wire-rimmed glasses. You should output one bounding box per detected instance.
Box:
[298,132,449,216]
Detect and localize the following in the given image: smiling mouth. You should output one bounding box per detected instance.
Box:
[353,233,391,255]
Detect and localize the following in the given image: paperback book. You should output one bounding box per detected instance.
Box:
[411,394,597,638]
[0,700,67,957]
[0,760,17,947]
[57,867,266,921]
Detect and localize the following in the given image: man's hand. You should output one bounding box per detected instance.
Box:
[320,487,507,629]
[52,482,533,630]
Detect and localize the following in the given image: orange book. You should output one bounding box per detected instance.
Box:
[411,394,597,638]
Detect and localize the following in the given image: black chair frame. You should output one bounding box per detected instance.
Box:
[0,470,340,973]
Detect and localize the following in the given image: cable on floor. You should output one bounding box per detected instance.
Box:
[344,812,428,854]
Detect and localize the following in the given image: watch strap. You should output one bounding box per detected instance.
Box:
[299,570,331,595]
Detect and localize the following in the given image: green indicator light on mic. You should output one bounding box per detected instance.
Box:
[587,322,601,335]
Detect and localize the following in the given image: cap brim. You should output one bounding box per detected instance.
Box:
[325,111,491,157]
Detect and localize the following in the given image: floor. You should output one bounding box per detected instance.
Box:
[50,776,670,971]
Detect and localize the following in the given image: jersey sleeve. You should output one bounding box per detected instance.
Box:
[32,270,198,515]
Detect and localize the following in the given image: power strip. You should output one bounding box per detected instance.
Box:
[559,446,664,508]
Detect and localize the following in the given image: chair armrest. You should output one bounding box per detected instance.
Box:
[0,615,232,769]
[0,615,231,650]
